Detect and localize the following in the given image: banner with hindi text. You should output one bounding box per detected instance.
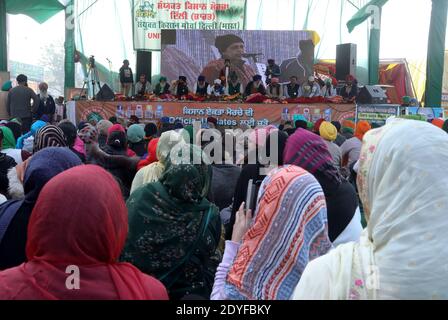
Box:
[133,0,246,51]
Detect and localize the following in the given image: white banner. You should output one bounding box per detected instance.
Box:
[133,0,246,51]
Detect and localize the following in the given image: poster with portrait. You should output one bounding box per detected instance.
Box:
[161,30,317,89]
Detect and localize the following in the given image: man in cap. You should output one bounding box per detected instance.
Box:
[298,76,321,98]
[6,74,39,133]
[208,79,225,99]
[193,75,210,97]
[201,34,256,88]
[265,59,281,85]
[244,75,266,97]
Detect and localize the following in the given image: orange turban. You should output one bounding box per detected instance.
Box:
[342,120,356,130]
[432,118,444,129]
[355,120,371,141]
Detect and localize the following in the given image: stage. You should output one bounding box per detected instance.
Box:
[67,100,356,127]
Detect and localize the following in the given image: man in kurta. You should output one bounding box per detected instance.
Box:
[201,34,256,88]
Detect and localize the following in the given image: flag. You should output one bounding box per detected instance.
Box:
[6,0,65,24]
[347,0,388,33]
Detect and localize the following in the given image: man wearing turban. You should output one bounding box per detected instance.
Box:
[201,34,256,88]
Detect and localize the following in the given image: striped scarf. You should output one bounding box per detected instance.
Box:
[225,165,332,300]
[33,125,67,153]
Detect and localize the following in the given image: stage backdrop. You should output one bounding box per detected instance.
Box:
[160,30,316,88]
[133,0,246,51]
[70,101,355,128]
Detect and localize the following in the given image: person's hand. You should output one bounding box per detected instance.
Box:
[231,202,253,243]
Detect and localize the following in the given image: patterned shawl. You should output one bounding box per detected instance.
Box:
[225,165,332,300]
[123,144,221,298]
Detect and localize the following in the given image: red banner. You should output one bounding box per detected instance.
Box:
[75,101,356,127]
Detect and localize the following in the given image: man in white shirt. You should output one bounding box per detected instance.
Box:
[298,76,321,98]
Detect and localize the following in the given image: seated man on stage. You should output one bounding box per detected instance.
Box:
[193,75,210,98]
[154,77,171,97]
[298,76,321,98]
[225,71,244,97]
[244,75,266,97]
[172,76,190,99]
[340,75,358,102]
[285,76,300,99]
[201,34,256,88]
[266,77,283,100]
[134,74,152,98]
[208,79,225,100]
[321,78,338,98]
[265,59,281,85]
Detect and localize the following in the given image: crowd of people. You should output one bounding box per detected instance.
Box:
[118,58,358,104]
[0,73,447,300]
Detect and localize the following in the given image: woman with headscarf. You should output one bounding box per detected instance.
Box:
[0,148,82,270]
[131,130,188,194]
[103,124,136,157]
[0,129,17,199]
[122,144,222,300]
[58,121,86,162]
[340,120,371,170]
[33,125,68,153]
[293,119,448,299]
[127,124,147,157]
[0,126,30,164]
[0,165,168,300]
[80,124,139,199]
[211,165,332,300]
[96,119,113,148]
[226,130,288,240]
[144,122,158,142]
[284,129,362,246]
[16,120,47,153]
[5,121,22,142]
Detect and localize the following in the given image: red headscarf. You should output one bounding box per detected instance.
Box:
[313,118,325,133]
[0,165,168,300]
[108,124,126,136]
[432,118,444,129]
[137,138,159,171]
[107,124,137,157]
[355,120,372,141]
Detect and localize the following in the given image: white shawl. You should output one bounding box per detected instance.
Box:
[293,118,448,300]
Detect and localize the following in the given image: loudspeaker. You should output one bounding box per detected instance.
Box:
[336,43,357,81]
[357,85,388,104]
[136,51,152,83]
[96,84,115,101]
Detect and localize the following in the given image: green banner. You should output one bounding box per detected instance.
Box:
[133,0,246,51]
[0,0,6,72]
[5,0,65,24]
[65,1,75,91]
[425,0,448,107]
